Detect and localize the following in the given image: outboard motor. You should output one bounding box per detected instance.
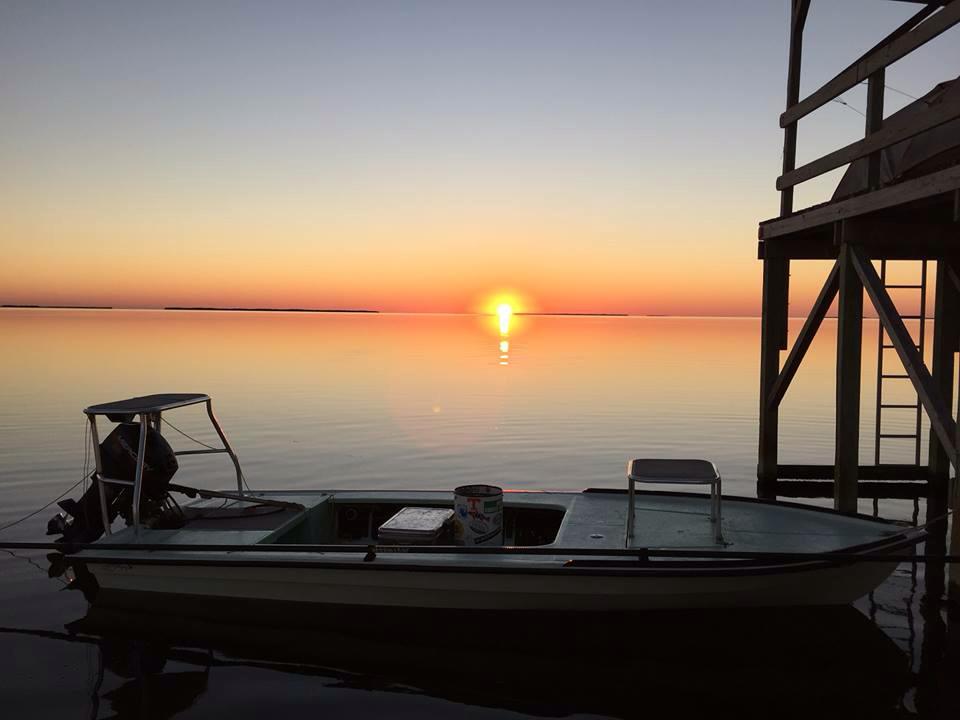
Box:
[48,423,179,542]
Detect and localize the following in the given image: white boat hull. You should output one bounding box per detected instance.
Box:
[85,556,899,612]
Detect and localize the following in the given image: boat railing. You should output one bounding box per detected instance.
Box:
[8,530,925,563]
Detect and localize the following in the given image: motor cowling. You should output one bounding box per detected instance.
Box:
[99,422,179,494]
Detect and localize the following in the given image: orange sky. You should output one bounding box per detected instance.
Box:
[0,189,835,315]
[1,2,953,316]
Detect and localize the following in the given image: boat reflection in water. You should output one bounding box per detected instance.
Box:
[53,603,917,719]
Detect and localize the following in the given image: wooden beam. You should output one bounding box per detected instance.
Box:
[853,4,942,61]
[760,164,960,240]
[762,218,960,260]
[834,244,864,513]
[777,463,930,481]
[768,260,840,408]
[780,1,960,128]
[849,244,959,465]
[775,480,928,500]
[777,96,960,190]
[758,257,790,498]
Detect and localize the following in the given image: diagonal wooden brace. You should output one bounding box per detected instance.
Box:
[768,259,840,409]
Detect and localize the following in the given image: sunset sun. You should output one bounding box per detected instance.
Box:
[496,303,512,335]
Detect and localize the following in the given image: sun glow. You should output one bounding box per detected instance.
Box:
[496,303,512,335]
[478,292,530,366]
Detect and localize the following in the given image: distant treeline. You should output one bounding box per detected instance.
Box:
[165,306,379,314]
[2,304,113,309]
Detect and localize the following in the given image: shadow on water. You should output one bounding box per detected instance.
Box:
[2,598,944,720]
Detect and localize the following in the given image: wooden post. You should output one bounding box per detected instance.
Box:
[865,69,885,189]
[928,258,960,599]
[758,258,789,498]
[834,242,863,513]
[780,0,810,217]
[759,0,808,499]
[952,376,960,602]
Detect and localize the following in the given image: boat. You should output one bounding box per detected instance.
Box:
[47,393,924,614]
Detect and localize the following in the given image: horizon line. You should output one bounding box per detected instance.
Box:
[0,304,910,321]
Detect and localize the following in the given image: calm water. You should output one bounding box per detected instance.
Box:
[0,309,957,718]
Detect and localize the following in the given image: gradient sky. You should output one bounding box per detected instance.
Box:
[1,1,956,314]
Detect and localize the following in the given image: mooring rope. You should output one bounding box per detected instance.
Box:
[162,416,253,492]
[162,417,219,451]
[0,421,90,535]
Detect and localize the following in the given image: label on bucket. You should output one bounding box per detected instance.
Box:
[453,485,503,546]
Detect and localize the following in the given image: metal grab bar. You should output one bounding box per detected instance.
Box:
[206,400,244,493]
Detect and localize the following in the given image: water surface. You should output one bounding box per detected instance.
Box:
[0,309,956,718]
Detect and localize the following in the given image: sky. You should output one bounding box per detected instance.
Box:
[0,1,956,315]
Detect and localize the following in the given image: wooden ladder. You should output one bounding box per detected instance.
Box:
[873,259,928,467]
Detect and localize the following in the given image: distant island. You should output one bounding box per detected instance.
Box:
[2,304,113,310]
[165,306,379,313]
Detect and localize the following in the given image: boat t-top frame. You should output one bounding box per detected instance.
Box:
[83,393,244,537]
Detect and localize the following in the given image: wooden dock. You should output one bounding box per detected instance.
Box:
[756,1,960,596]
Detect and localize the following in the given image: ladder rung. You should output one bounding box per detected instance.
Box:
[880,374,910,379]
[899,315,923,319]
[881,344,921,350]
[884,284,923,289]
[880,403,920,409]
[878,433,920,439]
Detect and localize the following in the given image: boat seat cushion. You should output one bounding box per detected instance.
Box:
[628,459,720,485]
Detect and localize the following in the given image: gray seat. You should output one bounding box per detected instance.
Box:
[626,458,723,545]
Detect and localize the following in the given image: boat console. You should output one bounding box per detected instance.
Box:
[269,499,565,547]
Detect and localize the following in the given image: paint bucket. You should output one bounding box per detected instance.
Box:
[453,484,503,545]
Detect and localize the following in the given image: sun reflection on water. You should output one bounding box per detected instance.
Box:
[496,304,512,365]
[497,303,512,336]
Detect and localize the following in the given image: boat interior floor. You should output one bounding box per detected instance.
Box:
[86,489,908,555]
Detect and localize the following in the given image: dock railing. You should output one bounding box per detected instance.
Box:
[769,0,960,232]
